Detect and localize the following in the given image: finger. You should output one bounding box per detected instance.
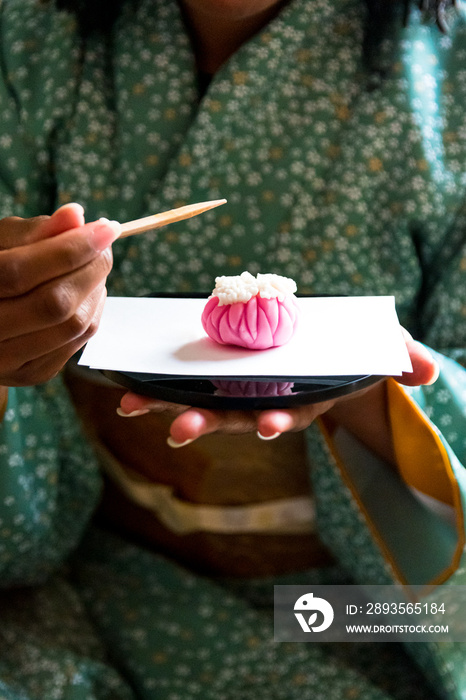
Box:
[256,403,334,438]
[39,203,86,239]
[168,401,336,446]
[256,410,296,438]
[169,410,214,444]
[168,408,258,445]
[0,203,85,249]
[0,246,114,341]
[117,393,189,418]
[0,218,120,298]
[0,284,107,372]
[396,339,439,386]
[1,332,101,387]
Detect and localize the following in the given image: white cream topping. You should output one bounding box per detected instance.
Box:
[210,271,297,305]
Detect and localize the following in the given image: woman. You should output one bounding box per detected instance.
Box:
[0,0,465,697]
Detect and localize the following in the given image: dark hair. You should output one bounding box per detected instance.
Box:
[55,0,457,35]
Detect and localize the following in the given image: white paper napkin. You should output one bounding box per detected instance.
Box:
[79,296,412,378]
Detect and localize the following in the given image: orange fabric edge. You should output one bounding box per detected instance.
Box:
[386,378,456,505]
[318,379,464,587]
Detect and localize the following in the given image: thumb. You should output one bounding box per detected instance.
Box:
[33,202,86,239]
[396,335,440,387]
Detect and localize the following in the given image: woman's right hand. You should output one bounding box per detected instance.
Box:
[0,203,120,386]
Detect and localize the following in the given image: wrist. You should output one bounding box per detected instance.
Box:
[324,380,396,466]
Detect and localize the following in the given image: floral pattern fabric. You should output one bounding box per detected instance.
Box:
[0,0,465,697]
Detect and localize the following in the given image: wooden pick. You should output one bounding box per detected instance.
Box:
[118,199,227,238]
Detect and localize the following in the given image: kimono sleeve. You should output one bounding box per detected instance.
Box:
[309,15,466,696]
[309,1,466,592]
[310,259,466,697]
[0,380,102,588]
[0,3,102,588]
[336,185,466,590]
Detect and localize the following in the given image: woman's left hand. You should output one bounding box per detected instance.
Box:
[117,330,439,450]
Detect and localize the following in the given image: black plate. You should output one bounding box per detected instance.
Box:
[100,292,382,409]
[102,369,382,410]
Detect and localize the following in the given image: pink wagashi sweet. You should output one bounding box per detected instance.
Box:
[201,271,300,350]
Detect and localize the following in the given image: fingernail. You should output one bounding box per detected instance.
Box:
[90,218,121,251]
[257,431,281,441]
[116,407,150,417]
[56,202,85,217]
[167,436,195,449]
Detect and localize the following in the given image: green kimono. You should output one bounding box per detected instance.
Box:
[0,0,466,697]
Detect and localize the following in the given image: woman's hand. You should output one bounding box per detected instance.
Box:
[118,329,439,457]
[0,203,120,386]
